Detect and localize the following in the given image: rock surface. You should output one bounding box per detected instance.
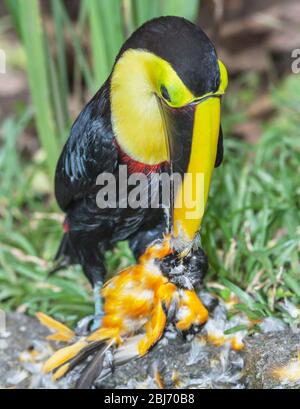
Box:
[244,331,300,389]
[0,312,300,389]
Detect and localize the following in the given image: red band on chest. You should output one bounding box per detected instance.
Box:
[63,220,70,233]
[114,139,169,174]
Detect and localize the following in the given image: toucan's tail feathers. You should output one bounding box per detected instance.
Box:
[48,234,79,276]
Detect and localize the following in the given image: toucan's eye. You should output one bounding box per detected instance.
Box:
[160,85,171,102]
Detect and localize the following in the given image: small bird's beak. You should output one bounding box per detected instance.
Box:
[161,95,221,248]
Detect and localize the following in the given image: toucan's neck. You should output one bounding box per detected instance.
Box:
[110,50,169,166]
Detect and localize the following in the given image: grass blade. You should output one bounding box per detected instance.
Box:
[87,0,110,87]
[7,0,60,178]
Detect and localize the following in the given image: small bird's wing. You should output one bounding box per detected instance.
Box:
[55,86,118,212]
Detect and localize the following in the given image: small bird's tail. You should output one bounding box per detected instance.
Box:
[37,312,121,388]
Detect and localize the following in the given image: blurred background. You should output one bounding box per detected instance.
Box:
[0,0,299,326]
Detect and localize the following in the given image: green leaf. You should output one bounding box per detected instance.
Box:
[224,324,249,335]
[283,274,300,298]
[8,0,60,178]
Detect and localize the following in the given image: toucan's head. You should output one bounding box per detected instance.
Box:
[110,16,228,247]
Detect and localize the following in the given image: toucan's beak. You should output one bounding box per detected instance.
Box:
[161,96,221,247]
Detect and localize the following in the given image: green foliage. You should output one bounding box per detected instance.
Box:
[0,110,90,325]
[6,0,60,178]
[132,0,199,26]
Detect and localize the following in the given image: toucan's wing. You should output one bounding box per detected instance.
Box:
[55,86,118,212]
[214,125,223,168]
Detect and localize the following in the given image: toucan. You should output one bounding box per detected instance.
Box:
[54,16,227,333]
[44,16,228,386]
